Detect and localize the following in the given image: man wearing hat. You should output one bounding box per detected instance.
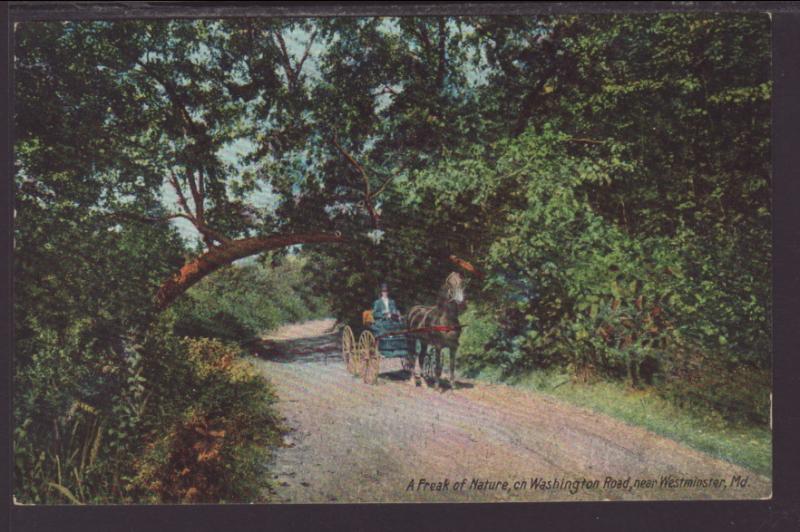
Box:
[372,282,400,322]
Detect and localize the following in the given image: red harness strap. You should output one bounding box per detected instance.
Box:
[376,324,461,339]
[426,325,459,332]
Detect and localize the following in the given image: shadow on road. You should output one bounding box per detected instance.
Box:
[250,331,341,365]
[250,322,476,392]
[380,369,411,381]
[418,377,475,390]
[374,368,476,390]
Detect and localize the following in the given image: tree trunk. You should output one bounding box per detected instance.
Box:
[155,232,344,310]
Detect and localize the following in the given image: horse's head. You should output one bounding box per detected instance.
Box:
[443,271,468,306]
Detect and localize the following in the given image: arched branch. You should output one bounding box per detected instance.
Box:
[155,231,345,310]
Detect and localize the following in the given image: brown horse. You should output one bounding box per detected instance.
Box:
[406,272,467,389]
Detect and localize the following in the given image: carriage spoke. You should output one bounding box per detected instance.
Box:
[342,325,356,374]
[359,331,380,384]
[357,331,378,384]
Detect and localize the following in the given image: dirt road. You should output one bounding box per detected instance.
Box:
[250,319,770,503]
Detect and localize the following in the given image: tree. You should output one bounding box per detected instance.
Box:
[306,13,771,391]
[15,20,350,311]
[16,12,771,393]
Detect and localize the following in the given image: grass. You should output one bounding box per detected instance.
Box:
[469,366,772,478]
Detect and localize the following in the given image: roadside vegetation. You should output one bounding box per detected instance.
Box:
[14,253,321,503]
[466,364,771,477]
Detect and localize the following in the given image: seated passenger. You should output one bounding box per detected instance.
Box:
[372,283,400,322]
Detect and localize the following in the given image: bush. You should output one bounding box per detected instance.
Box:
[14,321,151,503]
[659,347,771,425]
[457,306,506,375]
[448,131,769,426]
[173,256,330,342]
[13,312,284,504]
[131,325,283,503]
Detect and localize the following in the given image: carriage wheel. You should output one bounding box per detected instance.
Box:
[341,326,356,374]
[359,331,380,385]
[355,330,373,378]
[350,332,364,377]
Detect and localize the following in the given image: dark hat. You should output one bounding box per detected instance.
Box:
[380,283,389,291]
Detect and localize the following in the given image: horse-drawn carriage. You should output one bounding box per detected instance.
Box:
[340,311,415,385]
[340,272,468,387]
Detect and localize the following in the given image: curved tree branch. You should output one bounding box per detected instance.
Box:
[155,231,345,309]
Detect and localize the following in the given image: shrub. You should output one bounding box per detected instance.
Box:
[457,306,505,375]
[659,347,771,426]
[173,256,330,342]
[132,336,282,503]
[13,318,150,503]
[14,312,284,504]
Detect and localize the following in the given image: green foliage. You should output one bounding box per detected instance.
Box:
[302,15,771,428]
[131,334,282,503]
[173,255,329,341]
[457,306,509,374]
[14,314,284,504]
[15,317,157,503]
[13,185,187,502]
[416,126,769,424]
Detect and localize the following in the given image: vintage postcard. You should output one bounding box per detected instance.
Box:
[12,6,772,505]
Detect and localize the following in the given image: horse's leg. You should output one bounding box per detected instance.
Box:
[414,340,428,387]
[434,348,442,389]
[449,345,457,391]
[411,339,421,386]
[406,337,416,384]
[434,347,443,381]
[405,337,416,379]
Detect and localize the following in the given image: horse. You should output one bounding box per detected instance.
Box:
[406,272,467,390]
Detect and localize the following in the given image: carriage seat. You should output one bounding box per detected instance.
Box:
[362,309,374,327]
